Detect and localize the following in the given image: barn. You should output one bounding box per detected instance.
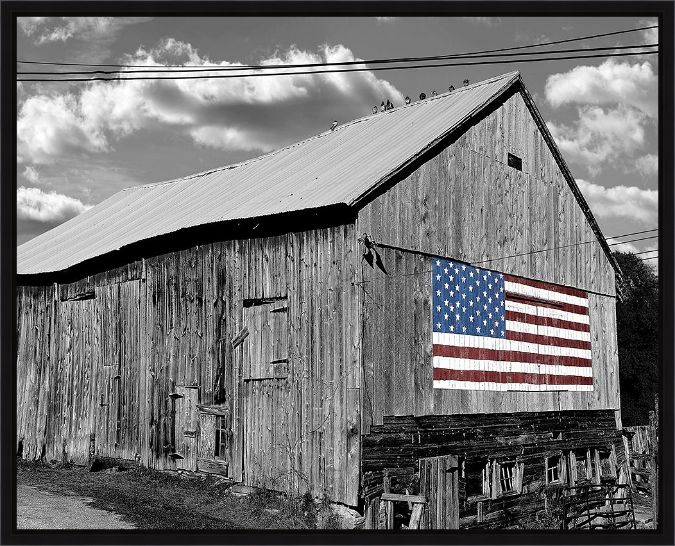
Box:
[16,71,628,528]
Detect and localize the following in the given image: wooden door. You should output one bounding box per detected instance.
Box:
[174,385,199,471]
[240,297,290,491]
[419,454,460,529]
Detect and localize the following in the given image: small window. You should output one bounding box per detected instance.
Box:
[598,448,615,478]
[499,461,517,493]
[546,454,563,484]
[215,415,229,460]
[463,458,490,499]
[507,153,522,171]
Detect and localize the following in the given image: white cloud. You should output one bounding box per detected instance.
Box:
[635,154,658,177]
[545,59,657,118]
[17,39,405,163]
[17,186,91,223]
[18,17,151,44]
[22,166,40,184]
[460,17,502,26]
[576,179,657,225]
[547,106,647,173]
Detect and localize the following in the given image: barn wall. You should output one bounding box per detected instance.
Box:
[16,225,362,506]
[357,89,620,430]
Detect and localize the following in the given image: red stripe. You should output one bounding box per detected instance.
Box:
[432,344,591,367]
[504,274,587,299]
[506,330,591,350]
[505,310,590,332]
[433,367,593,385]
[506,292,588,315]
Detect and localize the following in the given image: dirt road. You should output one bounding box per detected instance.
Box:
[17,484,136,530]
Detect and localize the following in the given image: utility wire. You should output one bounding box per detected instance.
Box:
[607,235,658,246]
[17,50,658,83]
[634,249,659,256]
[605,228,658,240]
[18,43,657,76]
[16,23,657,69]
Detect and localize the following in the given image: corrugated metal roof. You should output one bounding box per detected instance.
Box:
[18,72,520,275]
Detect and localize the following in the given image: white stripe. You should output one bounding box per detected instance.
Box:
[505,280,588,307]
[432,380,594,392]
[506,320,591,341]
[432,332,592,359]
[433,357,593,377]
[505,300,590,324]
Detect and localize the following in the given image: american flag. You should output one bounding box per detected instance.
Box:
[432,258,592,392]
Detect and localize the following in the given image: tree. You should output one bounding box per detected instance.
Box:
[613,252,659,426]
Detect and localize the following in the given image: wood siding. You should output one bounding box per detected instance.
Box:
[361,410,627,529]
[16,226,362,506]
[357,90,619,431]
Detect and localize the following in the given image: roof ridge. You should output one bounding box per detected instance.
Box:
[123,71,520,192]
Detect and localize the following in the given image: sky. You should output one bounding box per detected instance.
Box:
[16,15,659,268]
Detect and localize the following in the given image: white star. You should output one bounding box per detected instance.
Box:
[501,315,505,321]
[444,267,448,274]
[455,314,460,321]
[462,293,466,300]
[483,320,488,326]
[444,299,449,306]
[469,300,474,307]
[437,305,441,312]
[494,292,499,299]
[454,268,459,274]
[444,313,449,320]
[488,297,493,304]
[483,291,487,297]
[462,277,466,283]
[455,285,460,292]
[462,326,467,333]
[476,327,481,333]
[488,283,493,289]
[444,283,449,289]
[436,290,441,296]
[487,271,492,276]
[501,330,505,336]
[462,265,466,270]
[469,271,474,278]
[462,306,467,313]
[437,322,441,329]
[490,329,494,335]
[468,286,473,292]
[494,321,499,327]
[450,325,455,332]
[469,316,474,322]
[476,280,480,286]
[488,313,493,319]
[449,291,455,297]
[436,260,441,266]
[499,273,503,279]
[449,262,454,268]
[483,275,487,281]
[500,286,504,292]
[495,307,499,313]
[484,305,488,311]
[475,310,480,316]
[501,301,504,307]
[449,275,454,281]
[437,274,441,280]
[450,305,454,311]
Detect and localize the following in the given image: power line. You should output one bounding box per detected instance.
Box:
[634,249,659,256]
[605,228,658,240]
[18,43,657,76]
[17,50,658,83]
[16,23,657,69]
[607,235,658,246]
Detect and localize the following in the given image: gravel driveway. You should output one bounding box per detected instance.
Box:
[17,484,136,530]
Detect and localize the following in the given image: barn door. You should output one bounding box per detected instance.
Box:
[196,407,231,476]
[173,385,199,471]
[419,454,459,529]
[241,297,290,491]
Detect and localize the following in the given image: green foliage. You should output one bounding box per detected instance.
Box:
[614,252,659,426]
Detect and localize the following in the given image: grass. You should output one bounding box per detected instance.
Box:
[17,459,337,530]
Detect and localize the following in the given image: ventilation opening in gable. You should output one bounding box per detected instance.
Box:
[507,153,522,171]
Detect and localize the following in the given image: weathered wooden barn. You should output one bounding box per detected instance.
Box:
[17,71,627,528]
